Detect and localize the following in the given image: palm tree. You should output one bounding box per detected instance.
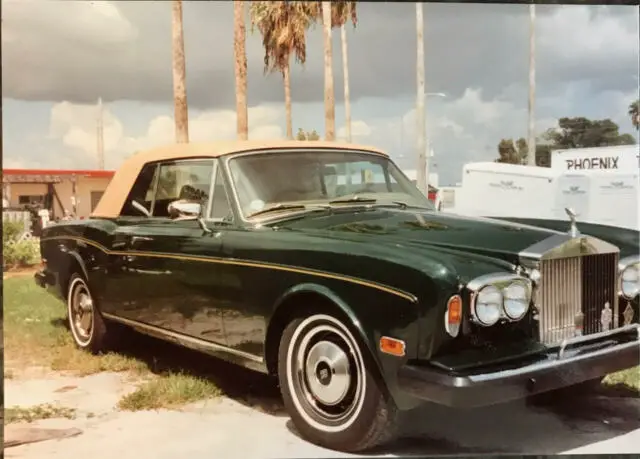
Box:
[234,1,248,140]
[321,1,335,141]
[250,2,316,139]
[330,2,358,142]
[629,99,639,130]
[172,0,189,143]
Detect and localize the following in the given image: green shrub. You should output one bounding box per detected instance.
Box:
[3,239,40,268]
[3,221,40,268]
[3,220,25,244]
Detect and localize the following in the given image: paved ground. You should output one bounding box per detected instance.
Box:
[4,370,639,458]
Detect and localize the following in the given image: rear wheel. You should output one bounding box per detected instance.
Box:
[67,273,110,353]
[278,313,398,452]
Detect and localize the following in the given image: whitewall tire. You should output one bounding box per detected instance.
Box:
[278,313,399,452]
[67,273,109,353]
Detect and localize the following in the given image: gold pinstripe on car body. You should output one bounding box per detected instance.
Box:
[41,235,418,302]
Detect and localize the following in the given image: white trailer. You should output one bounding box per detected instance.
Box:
[453,161,639,230]
[555,169,639,230]
[454,162,559,219]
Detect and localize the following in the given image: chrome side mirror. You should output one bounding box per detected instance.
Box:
[168,199,202,220]
[167,199,213,234]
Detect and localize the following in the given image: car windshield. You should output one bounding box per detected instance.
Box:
[227,149,434,218]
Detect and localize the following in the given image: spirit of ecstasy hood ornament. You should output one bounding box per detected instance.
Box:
[565,207,580,238]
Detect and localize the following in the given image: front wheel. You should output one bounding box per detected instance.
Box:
[278,314,399,452]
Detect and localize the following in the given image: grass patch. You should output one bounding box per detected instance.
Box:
[603,367,640,395]
[5,404,77,424]
[118,372,221,411]
[3,276,148,376]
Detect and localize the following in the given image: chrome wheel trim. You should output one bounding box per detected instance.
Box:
[304,340,351,406]
[67,277,94,347]
[286,314,367,433]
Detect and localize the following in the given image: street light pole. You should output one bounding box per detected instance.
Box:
[416,3,426,195]
[527,4,536,166]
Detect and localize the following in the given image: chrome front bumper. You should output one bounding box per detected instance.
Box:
[398,324,640,408]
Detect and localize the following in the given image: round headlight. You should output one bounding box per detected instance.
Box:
[503,281,530,320]
[474,285,502,326]
[621,263,640,299]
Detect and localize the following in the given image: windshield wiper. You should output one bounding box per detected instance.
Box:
[246,203,329,219]
[378,201,432,210]
[329,195,377,205]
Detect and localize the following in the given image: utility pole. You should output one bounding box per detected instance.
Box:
[415,2,427,195]
[341,24,352,143]
[97,97,104,170]
[527,4,536,166]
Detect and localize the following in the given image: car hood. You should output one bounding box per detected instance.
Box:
[277,208,563,266]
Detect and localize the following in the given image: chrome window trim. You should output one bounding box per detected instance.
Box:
[204,160,217,219]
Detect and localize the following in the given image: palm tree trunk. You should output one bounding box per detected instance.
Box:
[234,0,248,140]
[527,4,536,165]
[322,1,335,141]
[172,0,189,143]
[283,62,293,139]
[340,24,351,142]
[415,3,426,194]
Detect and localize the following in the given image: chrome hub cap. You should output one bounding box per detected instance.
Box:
[304,341,351,406]
[73,288,93,340]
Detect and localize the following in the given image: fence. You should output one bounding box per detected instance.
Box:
[2,210,32,235]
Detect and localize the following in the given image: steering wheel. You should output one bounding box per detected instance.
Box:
[272,188,307,202]
[349,186,375,195]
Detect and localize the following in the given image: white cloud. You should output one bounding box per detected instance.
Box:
[538,5,638,63]
[2,0,137,47]
[337,120,373,140]
[46,102,285,169]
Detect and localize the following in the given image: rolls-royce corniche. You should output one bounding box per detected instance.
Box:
[35,141,640,452]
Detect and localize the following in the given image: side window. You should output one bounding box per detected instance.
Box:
[209,164,233,221]
[151,160,214,217]
[120,163,158,217]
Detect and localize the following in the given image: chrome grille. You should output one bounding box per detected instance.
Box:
[538,253,619,346]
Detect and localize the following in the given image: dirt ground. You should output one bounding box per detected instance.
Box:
[4,364,640,458]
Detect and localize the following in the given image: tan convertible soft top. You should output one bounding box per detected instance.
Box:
[91,140,388,218]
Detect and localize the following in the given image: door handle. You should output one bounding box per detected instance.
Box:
[130,236,153,245]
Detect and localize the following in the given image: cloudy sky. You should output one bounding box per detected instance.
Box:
[2,1,639,185]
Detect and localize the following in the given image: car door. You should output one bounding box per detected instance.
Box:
[106,158,228,346]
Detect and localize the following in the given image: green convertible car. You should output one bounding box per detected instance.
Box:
[35,141,639,452]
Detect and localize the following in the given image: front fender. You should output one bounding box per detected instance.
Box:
[270,281,423,410]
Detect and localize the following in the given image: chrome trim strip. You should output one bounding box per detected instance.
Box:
[556,323,640,360]
[466,272,529,292]
[102,312,264,363]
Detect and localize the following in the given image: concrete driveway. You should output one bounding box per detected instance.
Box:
[4,368,639,458]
